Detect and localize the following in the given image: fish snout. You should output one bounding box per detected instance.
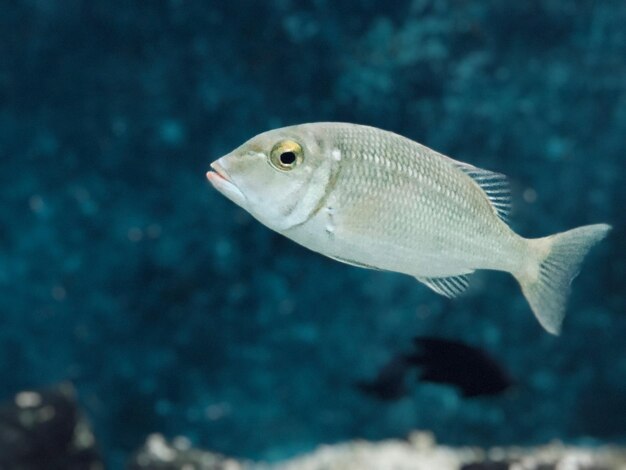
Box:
[206,158,246,206]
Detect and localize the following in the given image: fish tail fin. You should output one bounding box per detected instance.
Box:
[515,223,611,335]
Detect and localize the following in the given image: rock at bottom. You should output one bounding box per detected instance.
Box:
[0,383,102,470]
[128,431,626,470]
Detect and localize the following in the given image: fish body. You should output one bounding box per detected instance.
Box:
[276,123,523,277]
[207,123,610,334]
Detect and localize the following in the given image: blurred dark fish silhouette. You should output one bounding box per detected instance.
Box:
[408,337,513,397]
[356,354,411,401]
[357,337,513,400]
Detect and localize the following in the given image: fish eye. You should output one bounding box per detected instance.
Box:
[270,140,303,171]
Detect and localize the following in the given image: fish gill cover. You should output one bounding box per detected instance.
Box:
[0,0,624,468]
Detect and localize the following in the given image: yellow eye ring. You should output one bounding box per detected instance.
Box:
[270,140,304,171]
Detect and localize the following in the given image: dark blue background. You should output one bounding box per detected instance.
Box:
[1,1,625,467]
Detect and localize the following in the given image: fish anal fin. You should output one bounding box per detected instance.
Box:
[416,274,471,298]
[452,161,511,222]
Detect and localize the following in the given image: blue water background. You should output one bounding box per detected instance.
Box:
[1,1,625,467]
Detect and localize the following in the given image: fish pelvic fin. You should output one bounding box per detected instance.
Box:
[515,223,611,335]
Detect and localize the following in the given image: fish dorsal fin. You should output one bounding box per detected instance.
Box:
[415,274,471,298]
[452,161,511,222]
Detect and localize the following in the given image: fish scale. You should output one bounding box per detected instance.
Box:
[208,122,610,334]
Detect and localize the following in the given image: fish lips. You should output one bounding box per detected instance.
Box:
[206,159,246,207]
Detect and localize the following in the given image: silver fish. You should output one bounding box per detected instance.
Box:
[207,123,610,334]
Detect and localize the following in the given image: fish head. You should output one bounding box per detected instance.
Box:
[207,124,336,231]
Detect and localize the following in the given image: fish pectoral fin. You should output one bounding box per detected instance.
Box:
[451,160,511,223]
[415,274,472,298]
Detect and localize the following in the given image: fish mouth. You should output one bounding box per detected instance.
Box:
[206,160,246,206]
[208,161,231,182]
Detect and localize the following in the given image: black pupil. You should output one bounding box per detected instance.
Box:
[280,151,296,165]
